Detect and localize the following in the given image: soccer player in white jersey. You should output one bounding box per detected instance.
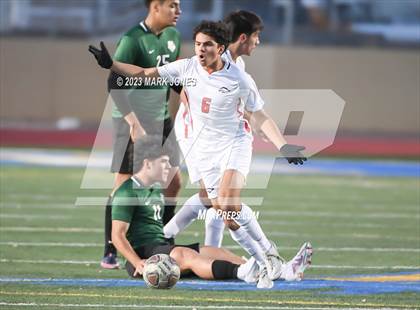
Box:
[168,11,265,250]
[166,12,312,286]
[89,21,310,288]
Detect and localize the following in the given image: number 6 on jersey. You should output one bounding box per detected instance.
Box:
[201,97,211,113]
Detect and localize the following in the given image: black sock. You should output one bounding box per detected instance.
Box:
[211,260,239,280]
[104,196,116,256]
[162,201,176,225]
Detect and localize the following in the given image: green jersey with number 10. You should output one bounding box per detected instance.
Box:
[112,21,181,121]
[111,177,166,249]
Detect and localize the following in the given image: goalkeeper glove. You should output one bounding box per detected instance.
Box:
[279,144,307,165]
[88,41,113,69]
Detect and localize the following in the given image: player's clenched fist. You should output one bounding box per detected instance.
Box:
[88,41,113,69]
[279,144,307,165]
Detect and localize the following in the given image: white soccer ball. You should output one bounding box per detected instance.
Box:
[143,254,180,289]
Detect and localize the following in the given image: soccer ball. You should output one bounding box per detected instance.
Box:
[143,254,180,289]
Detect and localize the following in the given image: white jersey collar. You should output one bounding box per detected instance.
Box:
[196,56,231,76]
[225,50,234,63]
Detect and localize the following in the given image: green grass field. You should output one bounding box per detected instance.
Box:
[0,165,419,309]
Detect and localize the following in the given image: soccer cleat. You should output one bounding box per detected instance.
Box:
[256,265,274,289]
[281,241,313,281]
[237,257,259,283]
[243,258,259,283]
[264,240,286,280]
[100,253,120,269]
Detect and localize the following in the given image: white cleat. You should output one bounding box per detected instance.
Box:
[243,258,259,283]
[281,241,313,281]
[264,240,286,280]
[256,265,274,289]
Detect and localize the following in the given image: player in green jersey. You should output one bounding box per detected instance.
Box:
[102,0,182,269]
[112,136,258,282]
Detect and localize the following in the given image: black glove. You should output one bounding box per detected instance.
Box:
[88,41,113,69]
[279,144,307,165]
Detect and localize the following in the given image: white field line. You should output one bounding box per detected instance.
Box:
[267,192,419,202]
[224,230,420,241]
[3,202,418,214]
[2,229,419,241]
[310,265,420,270]
[0,241,419,253]
[0,242,102,247]
[2,199,419,213]
[2,205,419,220]
[261,210,420,219]
[2,193,74,201]
[0,259,97,264]
[259,220,414,229]
[224,245,420,253]
[0,303,405,310]
[262,200,420,212]
[0,227,102,233]
[0,228,420,242]
[0,203,79,210]
[73,197,420,213]
[0,219,415,231]
[3,195,419,206]
[2,202,419,217]
[4,188,417,203]
[0,214,70,220]
[232,230,418,241]
[0,258,419,270]
[275,177,419,188]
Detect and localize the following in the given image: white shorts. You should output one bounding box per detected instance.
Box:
[178,136,202,184]
[196,134,253,199]
[174,99,202,184]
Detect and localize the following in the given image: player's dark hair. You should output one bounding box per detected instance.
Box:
[193,20,230,52]
[133,135,173,172]
[224,10,264,42]
[144,0,165,9]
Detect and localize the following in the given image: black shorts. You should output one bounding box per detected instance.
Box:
[111,117,180,174]
[125,242,200,278]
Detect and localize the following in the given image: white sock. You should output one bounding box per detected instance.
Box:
[230,226,265,265]
[163,193,206,238]
[204,208,225,247]
[236,256,255,280]
[234,204,272,253]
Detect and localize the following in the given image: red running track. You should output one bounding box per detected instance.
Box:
[1,128,419,157]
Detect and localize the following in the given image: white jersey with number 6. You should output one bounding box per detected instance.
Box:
[159,55,263,146]
[159,55,264,191]
[173,51,245,144]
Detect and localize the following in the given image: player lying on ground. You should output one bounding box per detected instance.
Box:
[110,136,309,284]
[89,21,310,288]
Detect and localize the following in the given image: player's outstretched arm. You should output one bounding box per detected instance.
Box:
[88,41,160,79]
[250,109,307,165]
[249,109,287,149]
[111,220,145,276]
